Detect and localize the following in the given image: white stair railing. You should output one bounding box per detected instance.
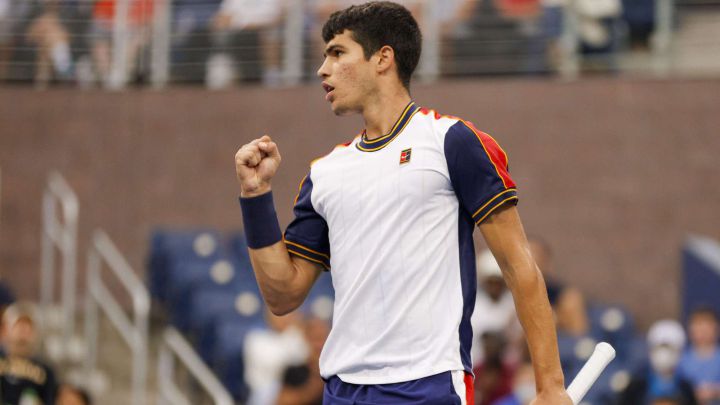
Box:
[84,230,149,405]
[157,327,234,405]
[40,171,79,355]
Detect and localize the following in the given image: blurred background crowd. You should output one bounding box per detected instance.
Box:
[0,0,718,88]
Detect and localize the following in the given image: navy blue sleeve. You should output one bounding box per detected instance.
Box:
[284,173,331,270]
[444,121,518,225]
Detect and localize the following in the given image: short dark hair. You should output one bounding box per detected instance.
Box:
[322,1,422,89]
[689,306,719,322]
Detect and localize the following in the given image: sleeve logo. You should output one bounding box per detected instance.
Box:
[399,148,412,165]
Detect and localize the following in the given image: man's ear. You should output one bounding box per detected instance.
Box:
[375,45,396,74]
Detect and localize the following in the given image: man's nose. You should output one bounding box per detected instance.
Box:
[317,58,330,78]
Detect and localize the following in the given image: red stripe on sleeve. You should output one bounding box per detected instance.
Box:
[463,120,515,189]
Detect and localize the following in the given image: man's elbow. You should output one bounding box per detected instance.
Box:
[265,295,304,316]
[502,261,545,290]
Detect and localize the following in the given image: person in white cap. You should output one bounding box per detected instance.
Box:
[470,248,520,366]
[619,319,698,405]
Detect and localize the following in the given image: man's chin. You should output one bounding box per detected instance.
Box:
[330,102,354,117]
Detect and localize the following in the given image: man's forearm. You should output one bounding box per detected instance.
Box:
[479,206,566,394]
[239,191,319,314]
[248,242,317,315]
[505,261,565,392]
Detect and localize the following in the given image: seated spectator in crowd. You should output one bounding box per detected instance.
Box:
[57,384,92,405]
[654,398,684,405]
[207,0,282,88]
[471,248,520,366]
[25,0,73,87]
[490,361,535,405]
[0,0,11,78]
[0,276,16,310]
[528,236,589,336]
[0,302,58,405]
[474,331,515,405]
[574,0,622,70]
[275,317,329,405]
[619,320,698,405]
[678,308,720,405]
[170,0,222,83]
[90,0,154,87]
[621,0,655,50]
[244,309,308,405]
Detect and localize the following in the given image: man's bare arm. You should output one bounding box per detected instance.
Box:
[235,135,322,315]
[479,204,571,405]
[249,242,323,315]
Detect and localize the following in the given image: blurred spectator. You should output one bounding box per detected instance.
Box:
[621,0,655,50]
[535,0,565,72]
[244,309,309,405]
[207,0,282,88]
[0,276,16,309]
[528,236,589,336]
[0,302,59,405]
[490,361,535,405]
[678,308,720,405]
[170,0,222,83]
[0,0,11,78]
[89,0,154,86]
[654,399,683,405]
[574,0,622,71]
[473,331,515,405]
[25,0,73,87]
[275,317,329,405]
[57,384,92,405]
[471,248,520,366]
[619,320,698,405]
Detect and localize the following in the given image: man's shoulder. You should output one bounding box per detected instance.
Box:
[412,107,488,143]
[309,136,359,170]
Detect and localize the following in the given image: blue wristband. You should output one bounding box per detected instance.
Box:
[239,192,283,249]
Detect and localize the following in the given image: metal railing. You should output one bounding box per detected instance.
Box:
[157,327,234,405]
[84,230,150,405]
[40,171,79,350]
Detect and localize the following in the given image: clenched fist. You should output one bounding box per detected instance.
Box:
[235,135,281,198]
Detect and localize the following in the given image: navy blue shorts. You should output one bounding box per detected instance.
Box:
[323,371,473,405]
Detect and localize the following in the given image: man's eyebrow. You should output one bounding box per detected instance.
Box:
[323,44,345,56]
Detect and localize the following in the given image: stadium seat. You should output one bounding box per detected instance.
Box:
[168,258,260,331]
[147,229,224,303]
[210,317,264,401]
[588,304,637,363]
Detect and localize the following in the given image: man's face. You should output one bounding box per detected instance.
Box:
[57,386,87,405]
[317,30,378,115]
[2,318,37,358]
[689,313,718,348]
[483,276,506,301]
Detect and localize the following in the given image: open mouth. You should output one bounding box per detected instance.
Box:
[323,83,335,101]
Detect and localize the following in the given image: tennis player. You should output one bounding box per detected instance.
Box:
[235,2,571,404]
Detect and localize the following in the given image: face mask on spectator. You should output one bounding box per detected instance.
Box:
[650,346,680,374]
[514,383,536,404]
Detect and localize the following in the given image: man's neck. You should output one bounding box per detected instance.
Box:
[362,90,412,140]
[694,343,718,357]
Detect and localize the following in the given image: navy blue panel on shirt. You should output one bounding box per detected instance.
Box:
[457,209,477,373]
[284,173,331,270]
[444,121,518,225]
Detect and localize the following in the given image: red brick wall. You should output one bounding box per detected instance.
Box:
[1,78,719,327]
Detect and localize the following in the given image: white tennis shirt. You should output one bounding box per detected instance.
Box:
[283,102,518,384]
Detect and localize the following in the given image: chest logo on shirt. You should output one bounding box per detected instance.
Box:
[399,148,412,165]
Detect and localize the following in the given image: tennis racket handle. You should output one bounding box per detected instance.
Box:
[566,342,616,405]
